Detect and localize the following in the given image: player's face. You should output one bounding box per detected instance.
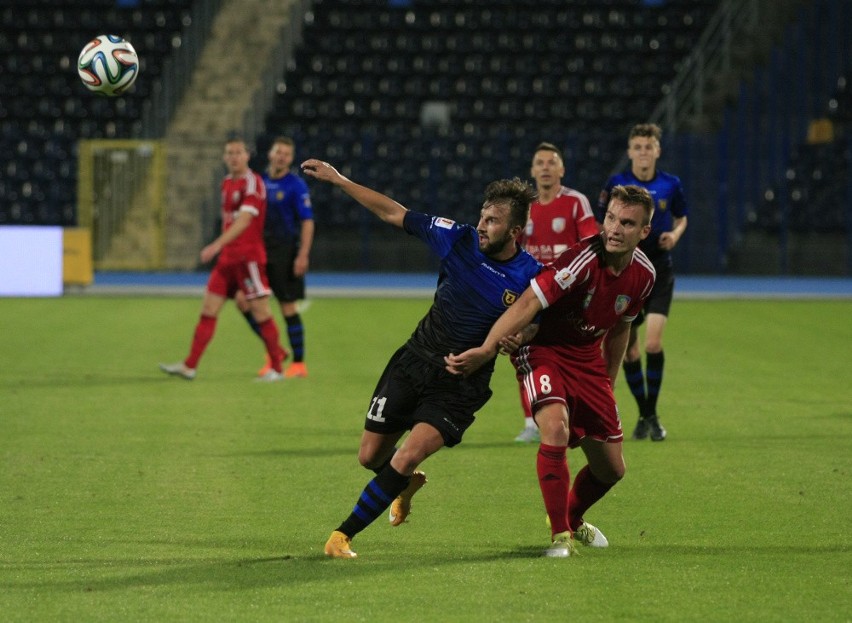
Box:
[223,141,250,175]
[530,150,565,190]
[627,136,660,171]
[268,143,294,173]
[476,202,517,257]
[602,199,651,255]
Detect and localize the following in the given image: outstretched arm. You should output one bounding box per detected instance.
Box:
[444,287,543,376]
[301,159,407,228]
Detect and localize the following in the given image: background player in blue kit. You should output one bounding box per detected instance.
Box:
[300,158,541,559]
[239,137,315,378]
[598,123,688,441]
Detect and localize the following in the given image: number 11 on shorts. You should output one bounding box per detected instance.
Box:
[367,396,387,422]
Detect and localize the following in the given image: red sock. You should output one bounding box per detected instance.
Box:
[185,314,217,369]
[537,443,570,536]
[567,465,614,532]
[258,318,285,372]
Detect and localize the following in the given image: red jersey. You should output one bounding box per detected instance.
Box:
[520,186,599,263]
[219,169,267,264]
[529,236,655,360]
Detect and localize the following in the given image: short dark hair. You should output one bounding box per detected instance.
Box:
[628,123,662,143]
[608,184,654,226]
[533,142,563,163]
[483,178,538,229]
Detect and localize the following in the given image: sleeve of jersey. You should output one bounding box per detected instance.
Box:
[403,211,466,259]
[671,177,688,217]
[623,273,655,322]
[239,176,265,217]
[296,179,314,220]
[530,244,595,309]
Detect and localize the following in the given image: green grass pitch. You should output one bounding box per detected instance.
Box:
[1,295,850,621]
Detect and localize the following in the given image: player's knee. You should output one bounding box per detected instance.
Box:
[536,410,569,443]
[390,447,422,475]
[624,344,641,362]
[358,448,382,470]
[645,339,663,353]
[594,462,625,484]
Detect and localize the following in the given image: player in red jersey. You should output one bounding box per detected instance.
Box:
[514,142,600,443]
[159,138,286,381]
[446,185,656,557]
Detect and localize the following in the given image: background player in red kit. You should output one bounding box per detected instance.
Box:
[159,137,286,381]
[514,142,600,443]
[446,185,655,557]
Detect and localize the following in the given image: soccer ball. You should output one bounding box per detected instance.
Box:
[77,35,139,96]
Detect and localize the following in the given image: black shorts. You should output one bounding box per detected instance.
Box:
[265,239,305,303]
[633,262,674,327]
[363,345,493,447]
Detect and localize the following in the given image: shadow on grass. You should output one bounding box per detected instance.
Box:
[0,540,579,594]
[4,542,846,594]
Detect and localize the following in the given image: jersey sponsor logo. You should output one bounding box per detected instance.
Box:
[481,262,506,278]
[614,294,631,314]
[502,289,520,306]
[551,217,566,233]
[433,217,455,229]
[554,267,576,290]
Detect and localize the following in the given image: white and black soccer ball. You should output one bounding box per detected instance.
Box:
[77,35,139,96]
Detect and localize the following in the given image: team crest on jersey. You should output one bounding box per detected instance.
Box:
[551,217,566,233]
[554,268,576,290]
[276,190,285,201]
[232,191,241,203]
[658,199,668,212]
[502,290,519,306]
[614,295,631,314]
[525,220,534,236]
[434,217,455,229]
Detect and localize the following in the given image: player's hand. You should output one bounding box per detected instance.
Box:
[658,232,677,250]
[200,242,221,264]
[497,332,524,355]
[301,159,343,184]
[444,347,492,377]
[293,255,309,277]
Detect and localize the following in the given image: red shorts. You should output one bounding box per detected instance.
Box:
[513,346,623,447]
[206,258,271,300]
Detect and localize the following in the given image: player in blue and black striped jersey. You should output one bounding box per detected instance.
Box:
[301,158,541,559]
[237,137,315,379]
[597,123,689,442]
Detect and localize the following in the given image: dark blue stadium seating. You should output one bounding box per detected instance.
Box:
[261,0,718,230]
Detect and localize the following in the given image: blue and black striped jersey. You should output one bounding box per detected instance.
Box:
[402,211,542,373]
[598,169,687,265]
